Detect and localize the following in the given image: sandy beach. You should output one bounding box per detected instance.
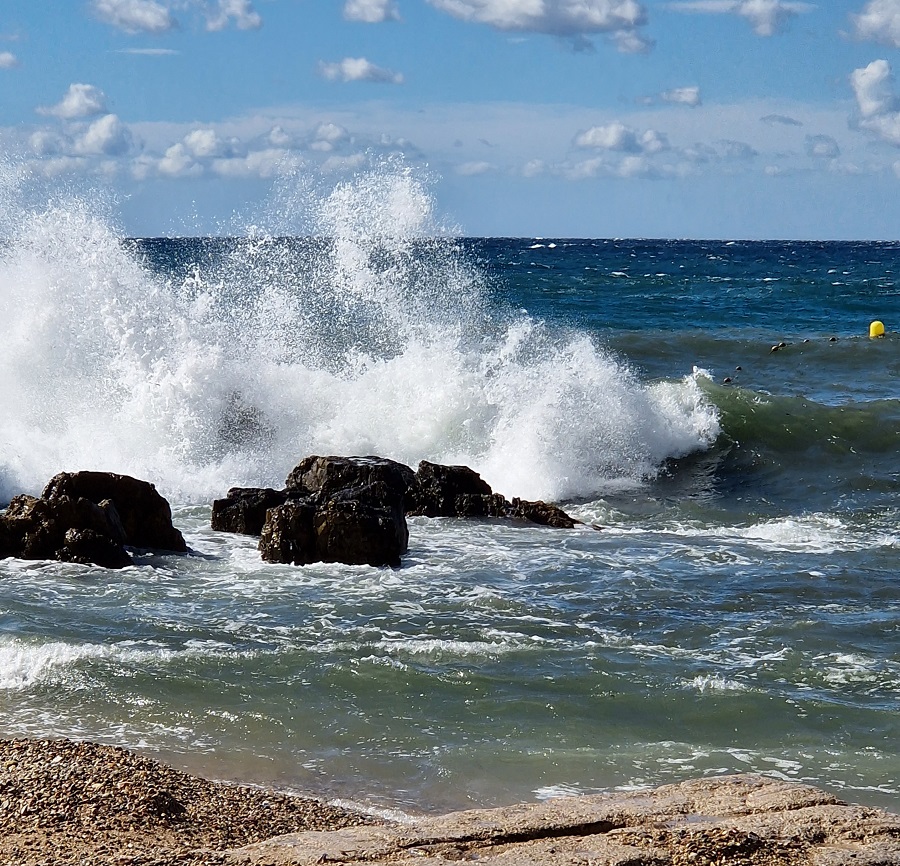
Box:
[3,738,899,866]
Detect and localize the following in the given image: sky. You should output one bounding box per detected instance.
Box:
[2,1,900,238]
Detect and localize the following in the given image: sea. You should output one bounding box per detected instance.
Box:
[1,166,899,816]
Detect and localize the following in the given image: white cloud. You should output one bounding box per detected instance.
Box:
[851,58,896,118]
[205,0,262,31]
[0,51,19,69]
[310,122,350,151]
[183,128,227,157]
[90,0,175,34]
[852,0,900,48]
[661,86,701,107]
[666,1,812,36]
[74,114,134,156]
[574,121,669,153]
[805,134,840,158]
[318,57,404,84]
[38,84,108,119]
[343,0,400,22]
[212,149,301,178]
[720,139,757,159]
[522,158,546,177]
[158,142,201,177]
[456,160,493,175]
[29,130,64,156]
[427,0,651,51]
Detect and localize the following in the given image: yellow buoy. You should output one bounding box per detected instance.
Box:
[870,320,885,338]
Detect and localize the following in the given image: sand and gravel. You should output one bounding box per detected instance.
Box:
[2,738,899,866]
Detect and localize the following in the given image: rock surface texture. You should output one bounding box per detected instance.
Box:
[236,774,900,866]
[2,739,898,866]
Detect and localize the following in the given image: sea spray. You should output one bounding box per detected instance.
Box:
[0,164,718,503]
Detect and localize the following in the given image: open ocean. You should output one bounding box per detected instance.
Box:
[1,168,899,815]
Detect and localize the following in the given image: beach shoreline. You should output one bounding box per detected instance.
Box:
[2,737,899,866]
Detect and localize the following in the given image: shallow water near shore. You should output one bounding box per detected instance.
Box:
[1,165,899,814]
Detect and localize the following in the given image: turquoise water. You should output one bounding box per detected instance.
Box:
[1,175,899,814]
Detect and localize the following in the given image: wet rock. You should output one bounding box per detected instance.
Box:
[408,460,494,517]
[42,471,187,552]
[57,527,134,569]
[0,494,133,568]
[212,487,289,536]
[286,455,416,503]
[258,498,318,566]
[510,498,580,529]
[259,482,408,569]
[314,482,408,567]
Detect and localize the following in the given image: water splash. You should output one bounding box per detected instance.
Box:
[0,161,718,504]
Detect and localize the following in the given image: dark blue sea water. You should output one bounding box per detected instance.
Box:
[1,173,898,815]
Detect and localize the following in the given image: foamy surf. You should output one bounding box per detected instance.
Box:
[0,163,718,504]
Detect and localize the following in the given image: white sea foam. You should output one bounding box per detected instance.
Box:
[0,161,718,504]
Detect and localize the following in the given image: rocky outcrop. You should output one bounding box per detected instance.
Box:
[211,456,583,568]
[234,774,900,866]
[212,487,289,536]
[0,494,133,568]
[258,459,410,568]
[1,471,187,568]
[42,471,187,552]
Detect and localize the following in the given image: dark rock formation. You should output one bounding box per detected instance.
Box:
[408,460,493,517]
[212,455,582,568]
[212,487,289,536]
[258,464,409,568]
[286,455,416,503]
[0,494,133,568]
[42,471,187,552]
[510,497,579,529]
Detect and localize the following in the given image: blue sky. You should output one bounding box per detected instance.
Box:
[2,1,900,238]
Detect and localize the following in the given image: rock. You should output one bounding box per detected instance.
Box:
[0,494,133,568]
[234,774,900,866]
[212,487,289,536]
[259,482,408,569]
[42,471,187,552]
[314,482,408,567]
[286,455,416,504]
[57,527,134,569]
[408,460,495,517]
[510,497,580,529]
[259,498,318,566]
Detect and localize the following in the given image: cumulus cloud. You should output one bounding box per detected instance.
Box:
[456,160,494,175]
[158,143,201,177]
[92,0,262,33]
[720,139,758,159]
[851,59,900,145]
[574,121,669,153]
[318,57,404,84]
[805,134,840,159]
[310,122,350,151]
[0,51,19,69]
[38,84,108,119]
[661,86,701,106]
[74,114,134,156]
[205,0,261,31]
[667,1,812,36]
[90,0,175,34]
[851,58,896,118]
[851,0,900,48]
[183,128,228,157]
[344,0,400,22]
[427,0,652,52]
